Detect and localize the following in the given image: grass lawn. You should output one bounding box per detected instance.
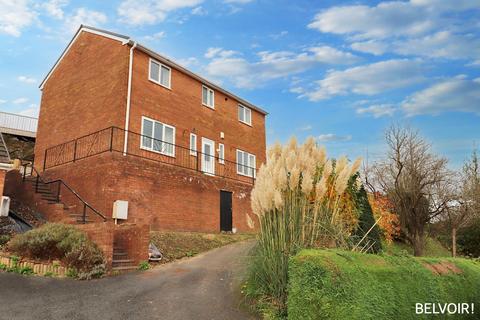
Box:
[383,237,451,257]
[150,231,255,263]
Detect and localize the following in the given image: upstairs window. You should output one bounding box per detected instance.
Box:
[238,104,252,125]
[149,59,171,89]
[236,149,256,177]
[190,133,197,156]
[202,85,215,109]
[218,143,225,164]
[141,117,175,157]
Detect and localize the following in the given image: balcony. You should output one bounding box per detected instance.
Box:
[43,126,257,185]
[0,112,38,138]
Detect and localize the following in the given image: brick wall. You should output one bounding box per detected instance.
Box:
[77,222,115,268]
[0,169,5,196]
[113,223,149,265]
[129,49,266,169]
[34,31,130,168]
[42,152,258,233]
[4,170,72,223]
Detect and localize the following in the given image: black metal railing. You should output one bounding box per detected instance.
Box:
[44,126,257,184]
[21,161,107,223]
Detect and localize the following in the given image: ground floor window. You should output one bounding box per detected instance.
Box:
[236,149,256,177]
[141,116,175,157]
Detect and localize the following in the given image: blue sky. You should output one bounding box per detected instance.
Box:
[0,0,479,168]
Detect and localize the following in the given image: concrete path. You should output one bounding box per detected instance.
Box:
[0,241,256,320]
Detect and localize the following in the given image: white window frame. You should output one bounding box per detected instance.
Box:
[238,104,252,126]
[140,116,176,157]
[218,143,225,164]
[202,85,215,109]
[190,133,197,156]
[148,58,171,89]
[236,149,256,177]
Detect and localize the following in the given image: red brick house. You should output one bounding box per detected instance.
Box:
[32,25,267,233]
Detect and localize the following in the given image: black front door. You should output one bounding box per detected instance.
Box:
[220,190,232,232]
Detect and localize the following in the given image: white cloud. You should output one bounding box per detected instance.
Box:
[0,0,36,37]
[18,104,39,117]
[350,40,388,56]
[308,2,433,39]
[40,0,68,19]
[17,75,37,84]
[317,133,352,142]
[176,56,199,67]
[204,46,359,89]
[0,99,6,104]
[393,31,480,60]
[402,77,480,116]
[65,8,107,33]
[118,0,203,25]
[305,59,424,101]
[223,0,253,3]
[143,31,166,41]
[270,30,288,39]
[13,97,28,104]
[191,6,206,15]
[356,104,396,118]
[299,125,312,131]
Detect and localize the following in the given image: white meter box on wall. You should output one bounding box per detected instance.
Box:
[112,200,128,220]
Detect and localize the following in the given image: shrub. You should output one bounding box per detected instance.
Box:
[248,137,361,313]
[288,249,480,319]
[8,223,105,276]
[350,185,382,253]
[0,234,11,247]
[458,219,480,258]
[138,261,150,271]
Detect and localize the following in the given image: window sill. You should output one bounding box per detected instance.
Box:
[140,146,175,158]
[202,103,215,110]
[239,120,252,127]
[148,78,171,90]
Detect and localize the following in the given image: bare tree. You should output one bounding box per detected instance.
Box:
[370,125,452,256]
[445,148,480,257]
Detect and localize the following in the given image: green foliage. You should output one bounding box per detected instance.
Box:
[288,249,480,319]
[0,263,7,271]
[458,220,480,258]
[350,184,382,253]
[44,271,55,277]
[66,268,78,278]
[19,266,34,275]
[8,223,105,274]
[77,264,105,280]
[0,234,11,247]
[138,261,150,271]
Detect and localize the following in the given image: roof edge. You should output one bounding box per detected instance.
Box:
[39,25,268,115]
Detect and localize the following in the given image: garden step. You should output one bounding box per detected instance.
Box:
[113,251,128,257]
[111,266,137,272]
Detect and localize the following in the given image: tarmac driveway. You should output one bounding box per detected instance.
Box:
[0,240,256,320]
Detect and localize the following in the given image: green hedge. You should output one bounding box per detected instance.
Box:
[288,250,480,320]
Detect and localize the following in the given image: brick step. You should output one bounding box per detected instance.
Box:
[112,259,135,268]
[111,265,137,272]
[113,251,128,257]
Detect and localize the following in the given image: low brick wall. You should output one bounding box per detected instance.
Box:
[76,222,115,268]
[0,169,6,196]
[0,254,67,277]
[113,223,150,265]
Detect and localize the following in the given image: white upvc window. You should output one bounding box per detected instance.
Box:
[190,133,197,156]
[149,58,171,89]
[202,85,215,109]
[238,104,252,125]
[141,116,175,157]
[218,143,225,164]
[236,149,256,177]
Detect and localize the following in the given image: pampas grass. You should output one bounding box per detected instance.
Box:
[248,136,362,312]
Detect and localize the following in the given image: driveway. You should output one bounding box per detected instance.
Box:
[0,240,256,320]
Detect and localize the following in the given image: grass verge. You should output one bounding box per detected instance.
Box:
[150,231,254,263]
[288,249,480,320]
